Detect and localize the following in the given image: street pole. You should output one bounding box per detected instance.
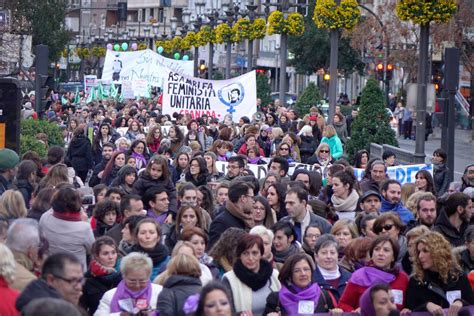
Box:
[278,33,287,106]
[247,39,253,72]
[328,28,339,123]
[414,23,429,161]
[208,43,214,79]
[194,46,199,77]
[226,42,232,79]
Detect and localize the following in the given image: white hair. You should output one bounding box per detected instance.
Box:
[120,252,153,277]
[299,125,313,137]
[6,218,40,253]
[249,225,274,241]
[0,243,16,283]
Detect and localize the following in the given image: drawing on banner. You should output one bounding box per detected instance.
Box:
[112,54,123,81]
[218,82,245,114]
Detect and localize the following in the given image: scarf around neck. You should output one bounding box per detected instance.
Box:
[233,258,273,291]
[273,243,300,263]
[52,211,81,221]
[279,283,322,315]
[331,189,359,212]
[110,280,155,314]
[350,266,396,287]
[132,243,169,266]
[89,258,117,277]
[318,266,341,280]
[226,200,255,229]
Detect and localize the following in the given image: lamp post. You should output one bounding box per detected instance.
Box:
[206,10,220,80]
[245,1,259,71]
[224,2,240,79]
[143,27,151,47]
[170,17,178,38]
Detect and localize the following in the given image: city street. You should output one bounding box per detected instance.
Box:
[397,127,474,181]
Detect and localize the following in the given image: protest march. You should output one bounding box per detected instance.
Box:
[2,45,474,316]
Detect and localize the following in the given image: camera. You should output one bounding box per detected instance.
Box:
[81,194,95,206]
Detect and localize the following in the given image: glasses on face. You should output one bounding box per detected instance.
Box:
[305,234,320,239]
[320,150,329,153]
[125,278,149,286]
[245,195,255,201]
[53,274,85,287]
[381,224,394,232]
[227,165,240,170]
[280,147,289,151]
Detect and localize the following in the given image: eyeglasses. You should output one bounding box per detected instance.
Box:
[53,274,85,287]
[319,150,329,153]
[305,234,320,239]
[381,224,394,231]
[280,147,289,151]
[125,279,149,286]
[245,195,255,201]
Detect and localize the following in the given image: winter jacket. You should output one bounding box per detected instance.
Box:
[359,177,383,193]
[264,287,334,315]
[321,135,343,160]
[16,279,62,311]
[208,207,247,249]
[66,135,94,172]
[312,265,352,302]
[0,277,19,316]
[89,158,109,187]
[406,270,474,312]
[237,143,265,157]
[80,270,122,315]
[299,135,318,164]
[433,162,449,196]
[380,196,414,224]
[133,173,178,215]
[10,252,37,292]
[433,209,469,247]
[459,248,474,274]
[14,179,34,208]
[101,166,121,186]
[333,121,348,144]
[157,275,202,316]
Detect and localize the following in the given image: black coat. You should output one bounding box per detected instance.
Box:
[208,207,246,248]
[264,288,334,315]
[89,158,109,187]
[14,179,35,208]
[433,163,449,196]
[79,271,122,314]
[133,173,178,215]
[433,210,469,247]
[406,271,474,312]
[299,135,318,164]
[66,135,94,172]
[312,265,351,302]
[16,279,62,311]
[157,275,202,316]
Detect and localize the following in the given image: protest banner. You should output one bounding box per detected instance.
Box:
[121,81,135,99]
[313,306,474,315]
[84,75,98,94]
[101,49,194,87]
[216,161,433,185]
[161,70,257,122]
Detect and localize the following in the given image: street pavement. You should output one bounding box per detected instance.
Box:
[397,127,474,181]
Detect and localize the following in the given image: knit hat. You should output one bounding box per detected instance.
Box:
[0,148,20,170]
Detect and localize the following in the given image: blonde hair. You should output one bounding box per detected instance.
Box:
[154,241,197,285]
[323,125,336,138]
[401,183,416,206]
[120,252,153,277]
[331,219,358,238]
[413,232,459,284]
[167,253,201,278]
[271,127,284,139]
[0,243,16,284]
[405,190,426,215]
[0,189,28,219]
[405,225,430,242]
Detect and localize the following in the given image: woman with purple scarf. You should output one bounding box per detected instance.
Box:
[94,252,163,316]
[264,253,341,315]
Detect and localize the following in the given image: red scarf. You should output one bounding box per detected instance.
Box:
[52,211,82,221]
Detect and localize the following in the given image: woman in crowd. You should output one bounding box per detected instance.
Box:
[184,157,209,187]
[339,237,373,273]
[66,127,94,182]
[307,143,334,174]
[267,183,287,220]
[301,223,322,258]
[359,283,398,316]
[223,234,281,315]
[333,112,348,145]
[272,221,301,268]
[92,123,116,165]
[157,254,202,316]
[338,235,409,312]
[101,151,126,186]
[0,243,19,316]
[330,169,360,219]
[130,218,170,280]
[265,253,339,315]
[246,146,267,165]
[260,173,280,198]
[114,137,130,152]
[406,231,474,313]
[275,142,296,164]
[210,139,233,162]
[93,199,120,237]
[94,252,163,315]
[39,186,94,271]
[126,140,148,170]
[431,148,449,196]
[166,205,205,251]
[14,160,38,209]
[249,225,275,266]
[252,196,277,229]
[173,152,190,184]
[266,112,278,127]
[299,125,319,164]
[110,165,137,195]
[0,189,28,221]
[125,119,144,142]
[27,187,55,221]
[180,227,218,277]
[330,219,358,259]
[195,281,234,316]
[117,215,144,256]
[321,125,343,160]
[401,225,430,275]
[270,127,284,154]
[209,228,247,278]
[415,169,437,196]
[257,125,272,157]
[353,149,370,169]
[146,124,162,154]
[203,152,222,183]
[237,134,265,157]
[372,212,407,263]
[358,213,378,238]
[80,236,122,314]
[313,234,352,303]
[168,125,185,155]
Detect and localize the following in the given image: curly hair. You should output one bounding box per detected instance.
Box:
[0,243,16,283]
[209,228,247,268]
[412,231,460,284]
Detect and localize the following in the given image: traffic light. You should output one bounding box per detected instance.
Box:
[198,60,207,78]
[432,61,444,96]
[323,73,330,81]
[376,63,384,81]
[118,2,127,21]
[256,69,266,75]
[386,64,393,81]
[35,44,52,115]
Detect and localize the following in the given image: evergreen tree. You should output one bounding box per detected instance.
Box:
[346,79,398,160]
[256,74,272,108]
[295,82,321,116]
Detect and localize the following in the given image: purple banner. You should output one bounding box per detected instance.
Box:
[313,305,474,315]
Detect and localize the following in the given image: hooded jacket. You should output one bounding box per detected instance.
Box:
[433,209,469,247]
[66,134,94,171]
[157,275,202,316]
[16,279,62,311]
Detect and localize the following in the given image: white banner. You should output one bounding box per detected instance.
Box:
[101,49,194,87]
[215,161,433,185]
[84,75,98,94]
[162,71,257,122]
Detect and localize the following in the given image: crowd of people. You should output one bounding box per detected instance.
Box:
[0,92,474,316]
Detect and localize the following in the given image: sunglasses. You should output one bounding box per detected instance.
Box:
[280,147,289,151]
[320,150,329,153]
[381,224,394,231]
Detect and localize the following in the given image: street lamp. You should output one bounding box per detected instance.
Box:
[193,0,206,76]
[245,1,259,71]
[170,17,178,37]
[224,3,240,79]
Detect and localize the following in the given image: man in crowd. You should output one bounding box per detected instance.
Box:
[0,148,20,195]
[461,164,474,191]
[282,186,332,242]
[143,187,170,226]
[221,156,245,182]
[16,253,84,311]
[178,183,211,230]
[268,157,290,180]
[106,194,144,244]
[208,181,255,248]
[89,142,115,186]
[406,192,437,232]
[434,192,472,247]
[380,179,414,224]
[359,160,387,193]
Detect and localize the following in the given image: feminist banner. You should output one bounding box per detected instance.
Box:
[161,71,257,122]
[215,161,432,184]
[101,49,193,87]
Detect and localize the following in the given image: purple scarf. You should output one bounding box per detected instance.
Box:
[278,283,321,315]
[131,152,147,170]
[110,280,155,314]
[350,266,396,287]
[248,157,261,164]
